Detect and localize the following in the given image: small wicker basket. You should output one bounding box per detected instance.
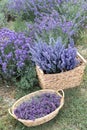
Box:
[8,89,64,127]
[36,52,87,90]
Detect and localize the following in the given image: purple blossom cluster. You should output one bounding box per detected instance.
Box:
[26,13,75,44]
[0,28,32,78]
[26,11,62,41]
[30,38,79,74]
[8,0,26,15]
[14,93,61,120]
[8,0,63,16]
[6,0,87,45]
[34,11,61,32]
[1,0,86,80]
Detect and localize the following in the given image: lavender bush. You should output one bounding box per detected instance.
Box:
[0,28,37,89]
[26,0,87,43]
[56,0,87,35]
[7,0,61,18]
[7,0,87,40]
[14,92,61,120]
[0,28,31,76]
[30,38,79,74]
[26,11,73,43]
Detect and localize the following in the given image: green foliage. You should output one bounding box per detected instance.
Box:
[15,85,40,99]
[0,0,8,27]
[21,11,35,21]
[39,28,69,44]
[75,29,87,45]
[0,96,3,102]
[16,65,38,90]
[0,13,7,27]
[0,122,6,130]
[0,0,8,16]
[0,0,16,23]
[0,0,8,12]
[11,18,27,32]
[55,0,87,23]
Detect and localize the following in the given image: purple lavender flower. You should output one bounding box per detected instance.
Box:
[0,28,32,78]
[7,0,87,43]
[14,92,61,120]
[8,0,63,17]
[30,37,79,74]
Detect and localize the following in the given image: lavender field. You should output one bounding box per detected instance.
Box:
[0,0,87,130]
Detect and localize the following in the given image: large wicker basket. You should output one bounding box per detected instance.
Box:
[8,89,64,127]
[36,52,87,90]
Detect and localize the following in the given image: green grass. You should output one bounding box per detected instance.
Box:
[76,28,87,45]
[7,87,87,130]
[6,18,27,32]
[15,85,41,99]
[0,67,87,130]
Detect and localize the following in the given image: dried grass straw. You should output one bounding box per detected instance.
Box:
[36,52,87,90]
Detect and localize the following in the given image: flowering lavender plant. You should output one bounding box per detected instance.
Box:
[7,0,62,18]
[26,11,72,44]
[8,0,87,37]
[25,0,87,42]
[56,0,87,34]
[0,28,32,79]
[14,92,61,120]
[30,38,79,74]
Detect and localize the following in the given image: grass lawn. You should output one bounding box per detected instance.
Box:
[0,54,87,130]
[0,83,87,130]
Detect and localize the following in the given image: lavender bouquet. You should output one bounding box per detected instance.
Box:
[30,37,79,74]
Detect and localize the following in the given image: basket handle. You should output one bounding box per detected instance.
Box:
[57,89,64,98]
[8,108,14,117]
[77,52,87,64]
[57,89,64,109]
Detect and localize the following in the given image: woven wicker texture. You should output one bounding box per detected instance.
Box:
[36,52,86,90]
[8,89,64,127]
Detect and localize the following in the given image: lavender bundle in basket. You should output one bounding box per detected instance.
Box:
[30,37,79,74]
[14,93,61,120]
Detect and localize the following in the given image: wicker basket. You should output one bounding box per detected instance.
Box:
[8,89,64,127]
[36,52,87,90]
